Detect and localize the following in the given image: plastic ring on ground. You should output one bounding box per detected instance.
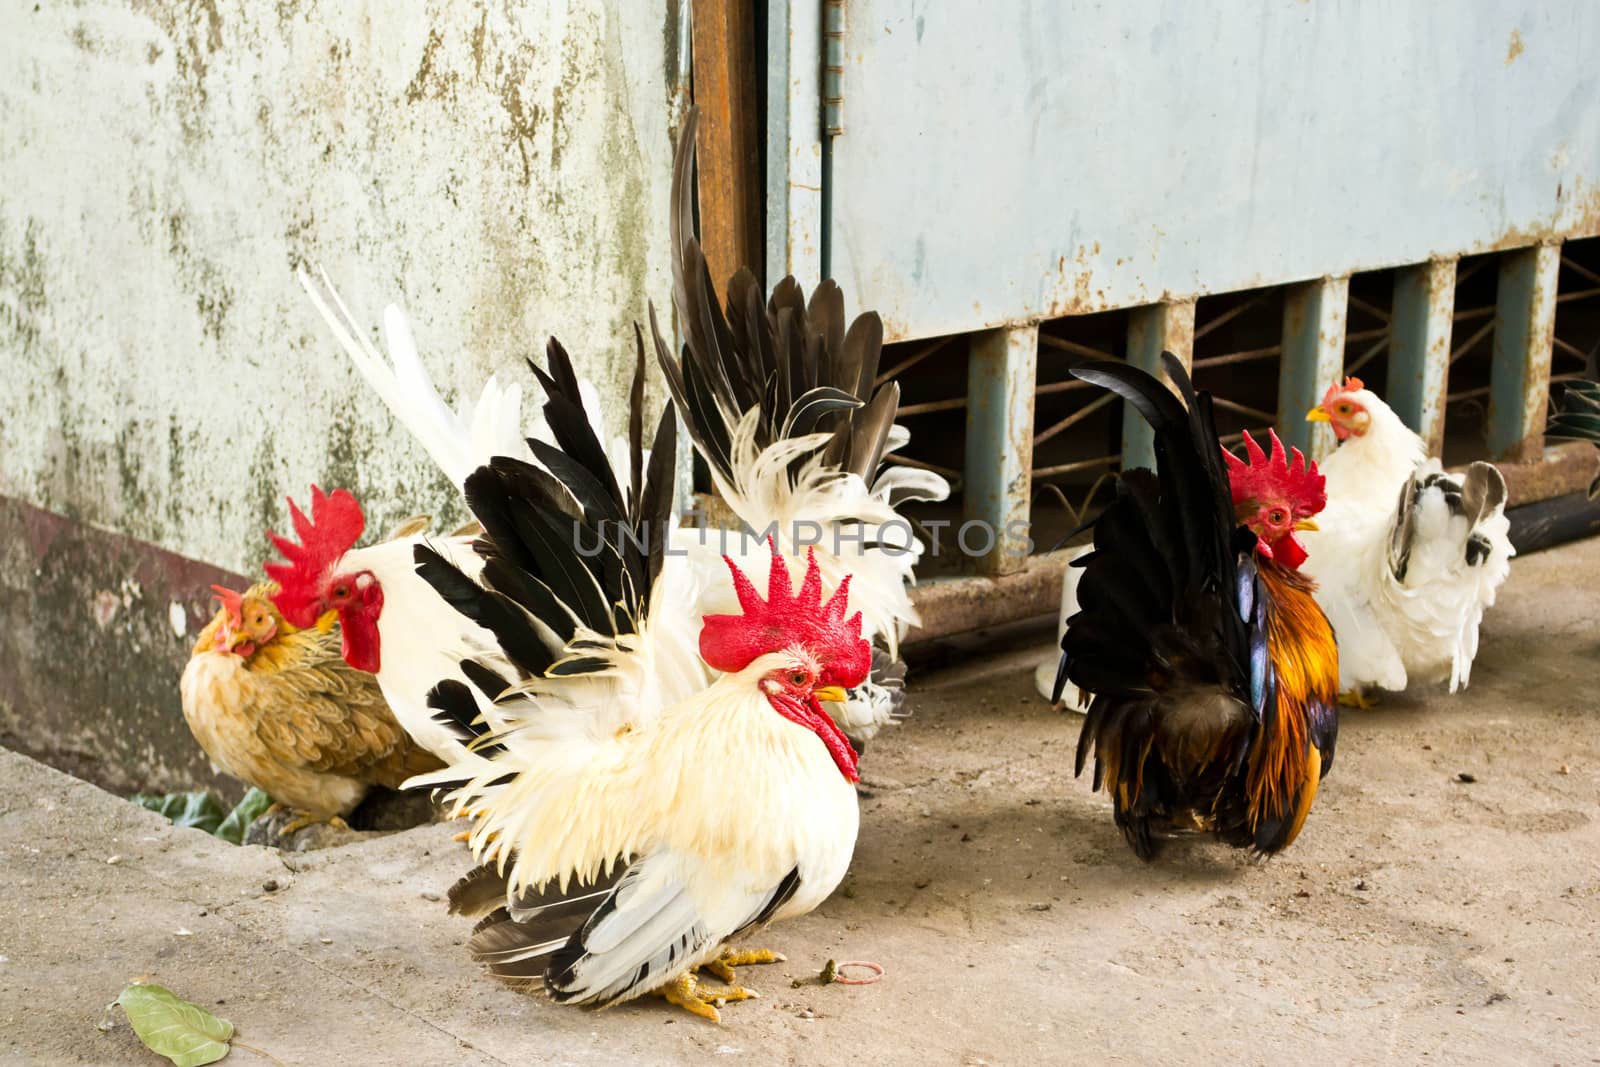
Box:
[832,961,885,985]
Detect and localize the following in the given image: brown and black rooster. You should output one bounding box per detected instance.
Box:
[1053,354,1338,858]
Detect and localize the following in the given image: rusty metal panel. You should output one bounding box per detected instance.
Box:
[1122,301,1196,471]
[1388,260,1458,457]
[765,0,823,288]
[1489,243,1561,460]
[963,325,1038,576]
[1279,277,1349,459]
[821,2,1600,343]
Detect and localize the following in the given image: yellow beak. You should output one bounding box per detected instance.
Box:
[1295,518,1320,532]
[1305,406,1332,423]
[813,685,848,704]
[315,608,339,633]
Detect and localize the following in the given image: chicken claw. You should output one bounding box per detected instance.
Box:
[277,812,349,837]
[700,946,786,984]
[1337,689,1379,710]
[657,971,759,1024]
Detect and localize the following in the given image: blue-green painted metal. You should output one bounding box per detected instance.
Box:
[1122,301,1195,472]
[818,2,1600,345]
[1387,259,1457,458]
[1278,277,1349,459]
[1489,243,1561,461]
[964,325,1038,575]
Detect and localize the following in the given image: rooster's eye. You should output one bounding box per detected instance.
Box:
[790,671,808,686]
[1270,510,1286,524]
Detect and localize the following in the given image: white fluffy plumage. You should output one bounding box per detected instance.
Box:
[1301,384,1514,696]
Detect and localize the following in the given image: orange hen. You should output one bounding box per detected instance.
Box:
[179,582,441,834]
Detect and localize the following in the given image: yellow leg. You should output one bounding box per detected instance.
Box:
[277,812,349,837]
[656,971,759,1024]
[699,946,786,984]
[1338,689,1379,710]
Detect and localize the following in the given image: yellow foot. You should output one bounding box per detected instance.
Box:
[699,946,786,985]
[277,812,349,837]
[1338,690,1379,710]
[656,970,759,1024]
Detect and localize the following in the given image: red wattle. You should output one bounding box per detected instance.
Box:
[1269,533,1310,570]
[768,693,860,782]
[339,607,382,674]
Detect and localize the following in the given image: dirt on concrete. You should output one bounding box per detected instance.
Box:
[2,537,1598,1065]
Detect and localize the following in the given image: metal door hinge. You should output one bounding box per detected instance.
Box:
[823,0,845,136]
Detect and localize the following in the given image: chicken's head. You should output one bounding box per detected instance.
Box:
[264,486,384,673]
[699,540,871,781]
[1307,376,1374,441]
[206,584,283,660]
[1222,429,1327,569]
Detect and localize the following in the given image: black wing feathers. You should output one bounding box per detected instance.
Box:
[417,317,677,693]
[651,106,904,494]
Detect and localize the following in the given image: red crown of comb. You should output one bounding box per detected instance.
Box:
[1318,375,1365,408]
[210,585,245,630]
[699,540,872,688]
[264,485,364,628]
[1222,429,1327,516]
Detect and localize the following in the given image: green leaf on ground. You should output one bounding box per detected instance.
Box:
[116,983,233,1066]
[215,789,272,846]
[132,792,227,836]
[132,789,274,846]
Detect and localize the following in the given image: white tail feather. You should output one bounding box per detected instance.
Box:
[297,265,533,487]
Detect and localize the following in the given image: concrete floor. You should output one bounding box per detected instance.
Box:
[3,538,1599,1065]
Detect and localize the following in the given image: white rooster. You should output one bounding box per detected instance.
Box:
[259,270,536,761]
[1300,376,1514,705]
[652,109,948,746]
[412,348,871,1022]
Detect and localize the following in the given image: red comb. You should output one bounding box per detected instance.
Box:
[210,585,244,630]
[699,540,872,688]
[1318,376,1365,408]
[1222,430,1327,516]
[264,486,364,627]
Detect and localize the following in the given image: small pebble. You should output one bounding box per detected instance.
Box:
[1559,764,1570,775]
[420,891,441,902]
[1354,879,1368,891]
[319,937,333,945]
[106,855,122,865]
[960,832,973,843]
[262,878,280,892]
[1030,902,1052,912]
[914,879,930,889]
[1457,772,1477,783]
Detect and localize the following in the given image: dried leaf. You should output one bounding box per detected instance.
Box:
[116,983,233,1066]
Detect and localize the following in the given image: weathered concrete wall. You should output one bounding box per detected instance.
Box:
[0,0,683,571]
[0,0,684,789]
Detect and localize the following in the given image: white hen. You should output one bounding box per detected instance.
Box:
[1300,377,1514,702]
